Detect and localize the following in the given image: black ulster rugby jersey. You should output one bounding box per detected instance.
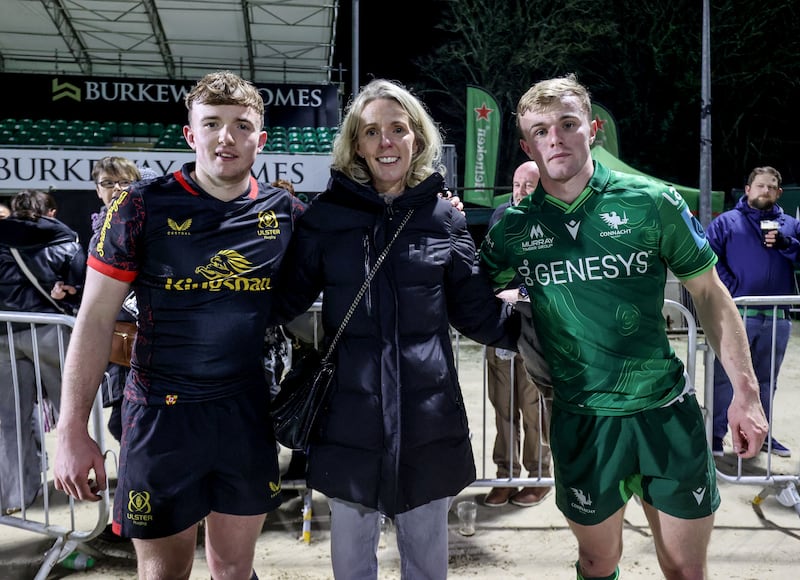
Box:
[89,163,297,405]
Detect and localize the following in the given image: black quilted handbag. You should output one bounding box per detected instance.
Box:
[271,349,335,451]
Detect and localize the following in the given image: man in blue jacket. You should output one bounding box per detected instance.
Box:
[706,166,800,458]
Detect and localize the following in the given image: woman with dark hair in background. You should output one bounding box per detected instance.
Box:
[0,189,85,512]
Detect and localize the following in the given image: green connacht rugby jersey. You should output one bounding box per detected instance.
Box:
[480,161,717,416]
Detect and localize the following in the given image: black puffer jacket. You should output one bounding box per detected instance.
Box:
[0,216,86,315]
[274,170,518,516]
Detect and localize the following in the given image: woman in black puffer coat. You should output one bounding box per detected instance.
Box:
[0,190,85,511]
[274,79,519,580]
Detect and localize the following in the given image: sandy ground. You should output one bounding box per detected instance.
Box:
[2,327,800,579]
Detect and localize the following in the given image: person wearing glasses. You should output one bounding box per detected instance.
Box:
[89,157,144,440]
[91,156,140,213]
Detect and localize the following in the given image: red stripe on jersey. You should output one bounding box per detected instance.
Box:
[173,170,259,199]
[88,255,138,282]
[173,169,200,196]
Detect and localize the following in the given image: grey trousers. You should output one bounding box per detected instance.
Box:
[0,325,67,511]
[329,496,452,579]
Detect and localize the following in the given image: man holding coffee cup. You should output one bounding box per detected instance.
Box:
[706,166,800,458]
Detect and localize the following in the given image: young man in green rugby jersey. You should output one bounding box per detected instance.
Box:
[480,74,768,580]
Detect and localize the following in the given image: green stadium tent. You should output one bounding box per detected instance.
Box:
[591,145,724,217]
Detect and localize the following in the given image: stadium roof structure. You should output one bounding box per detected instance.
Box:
[0,0,340,85]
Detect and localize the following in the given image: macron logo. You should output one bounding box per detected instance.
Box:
[565,220,581,240]
[692,487,706,505]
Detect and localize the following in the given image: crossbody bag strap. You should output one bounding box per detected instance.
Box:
[321,208,415,363]
[9,247,67,314]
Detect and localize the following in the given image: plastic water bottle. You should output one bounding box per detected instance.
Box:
[60,551,96,570]
[378,514,391,549]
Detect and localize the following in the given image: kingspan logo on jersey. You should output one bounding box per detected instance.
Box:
[164,249,272,292]
[521,222,555,251]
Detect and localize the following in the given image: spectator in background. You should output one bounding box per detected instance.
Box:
[273,177,311,205]
[51,156,154,445]
[706,166,800,458]
[0,190,85,512]
[489,161,540,226]
[273,78,519,580]
[0,201,10,219]
[92,157,143,442]
[266,178,311,493]
[483,160,552,508]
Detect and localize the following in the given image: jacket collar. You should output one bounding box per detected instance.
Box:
[327,169,445,212]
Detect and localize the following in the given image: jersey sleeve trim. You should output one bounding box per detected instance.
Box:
[88,255,138,282]
[674,255,717,282]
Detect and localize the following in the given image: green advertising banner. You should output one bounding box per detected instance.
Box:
[590,102,619,158]
[464,85,501,207]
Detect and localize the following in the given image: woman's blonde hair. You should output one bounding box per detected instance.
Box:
[331,79,445,188]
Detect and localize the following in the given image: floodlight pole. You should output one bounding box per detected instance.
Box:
[699,0,712,227]
[351,0,360,99]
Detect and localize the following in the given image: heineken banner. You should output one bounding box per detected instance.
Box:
[590,102,620,158]
[464,86,501,207]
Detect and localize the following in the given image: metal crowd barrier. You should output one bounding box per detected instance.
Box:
[463,298,698,494]
[0,311,111,580]
[6,294,796,567]
[286,299,704,539]
[707,296,800,516]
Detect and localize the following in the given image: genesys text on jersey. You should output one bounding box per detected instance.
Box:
[0,149,332,192]
[518,251,650,287]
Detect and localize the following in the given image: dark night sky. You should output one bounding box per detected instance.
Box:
[332,1,439,98]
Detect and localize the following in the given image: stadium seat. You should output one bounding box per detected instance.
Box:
[288,142,304,154]
[149,122,164,138]
[29,132,50,145]
[117,121,134,137]
[65,120,83,133]
[318,142,332,153]
[30,120,50,132]
[269,140,288,153]
[133,121,149,138]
